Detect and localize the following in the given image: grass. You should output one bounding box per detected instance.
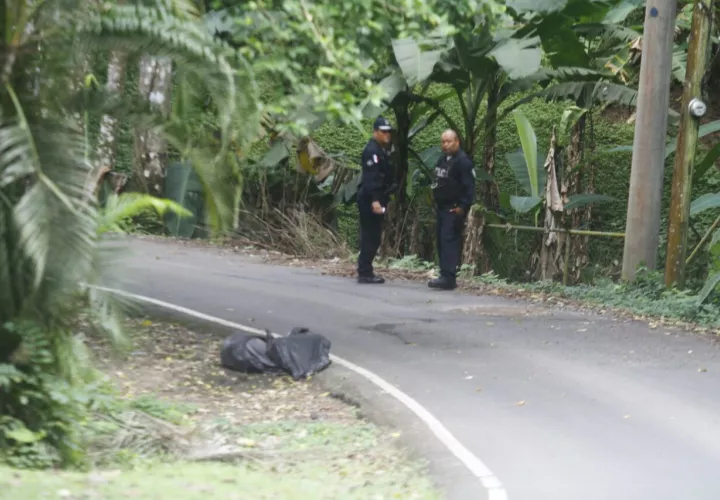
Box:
[473,269,720,330]
[0,458,439,499]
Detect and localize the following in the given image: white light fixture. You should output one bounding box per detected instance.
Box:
[688,98,707,118]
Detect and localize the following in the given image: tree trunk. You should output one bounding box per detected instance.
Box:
[133,55,172,197]
[482,76,500,210]
[461,206,488,273]
[565,115,592,283]
[408,202,423,256]
[97,52,128,170]
[537,127,565,281]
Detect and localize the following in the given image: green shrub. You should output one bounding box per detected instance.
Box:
[0,321,101,469]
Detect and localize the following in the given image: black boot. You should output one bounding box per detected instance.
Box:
[428,276,456,290]
[358,274,385,284]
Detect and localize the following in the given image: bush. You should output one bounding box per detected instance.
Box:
[0,321,102,469]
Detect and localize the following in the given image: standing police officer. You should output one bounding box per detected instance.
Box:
[429,129,475,290]
[356,116,395,284]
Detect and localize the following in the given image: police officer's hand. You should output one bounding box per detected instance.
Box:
[372,201,384,214]
[450,207,464,216]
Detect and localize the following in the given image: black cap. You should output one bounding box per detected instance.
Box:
[373,116,393,131]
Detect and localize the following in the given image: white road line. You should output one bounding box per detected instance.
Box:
[94,285,508,500]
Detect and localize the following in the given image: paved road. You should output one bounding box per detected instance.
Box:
[117,237,720,500]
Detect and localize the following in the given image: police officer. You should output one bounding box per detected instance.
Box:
[356,116,395,284]
[429,129,475,290]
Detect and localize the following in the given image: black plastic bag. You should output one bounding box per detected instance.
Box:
[220,328,332,380]
[267,327,332,380]
[220,332,279,374]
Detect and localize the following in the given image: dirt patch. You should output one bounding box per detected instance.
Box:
[62,317,441,499]
[87,318,356,427]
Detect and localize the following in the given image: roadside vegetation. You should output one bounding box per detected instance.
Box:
[0,318,438,499]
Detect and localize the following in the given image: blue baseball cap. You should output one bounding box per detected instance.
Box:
[373,116,394,131]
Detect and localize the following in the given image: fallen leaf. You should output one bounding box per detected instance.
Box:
[236,438,256,447]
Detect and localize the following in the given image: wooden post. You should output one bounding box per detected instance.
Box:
[622,0,677,281]
[665,0,714,288]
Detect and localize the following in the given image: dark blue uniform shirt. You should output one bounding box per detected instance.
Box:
[431,149,475,212]
[359,138,393,205]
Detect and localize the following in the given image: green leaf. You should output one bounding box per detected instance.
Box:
[666,120,720,158]
[499,191,512,211]
[693,143,720,182]
[477,168,494,181]
[488,37,542,79]
[564,194,614,211]
[601,116,719,160]
[99,193,191,235]
[507,0,568,15]
[672,44,688,82]
[408,110,441,140]
[709,229,720,259]
[559,106,587,146]
[5,426,45,444]
[391,37,446,86]
[334,173,361,205]
[362,71,408,118]
[512,109,539,197]
[605,145,633,153]
[698,271,720,304]
[415,146,442,171]
[260,140,290,167]
[603,0,644,23]
[510,195,542,213]
[536,22,589,68]
[690,193,720,217]
[506,150,546,196]
[163,162,204,238]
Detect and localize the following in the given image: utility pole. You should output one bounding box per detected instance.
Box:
[622,0,678,281]
[665,0,714,288]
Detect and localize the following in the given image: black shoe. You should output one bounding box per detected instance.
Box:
[358,274,385,284]
[428,277,456,290]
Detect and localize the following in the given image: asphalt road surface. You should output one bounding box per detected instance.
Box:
[116,237,720,500]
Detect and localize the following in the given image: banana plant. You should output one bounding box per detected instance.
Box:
[503,109,544,225]
[504,0,643,108]
[502,109,613,223]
